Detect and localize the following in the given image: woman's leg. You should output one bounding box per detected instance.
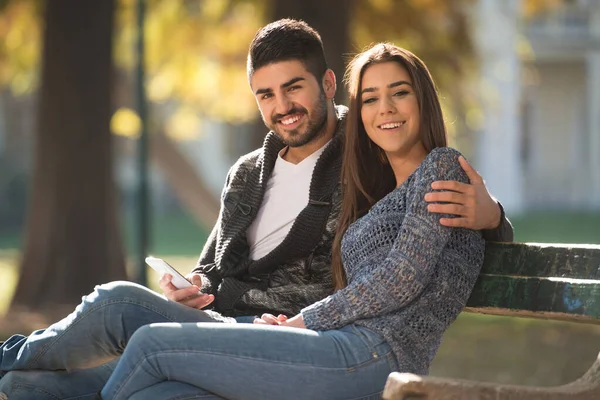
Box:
[0,281,231,375]
[101,322,398,400]
[127,381,223,400]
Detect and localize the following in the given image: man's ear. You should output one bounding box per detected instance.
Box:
[322,69,337,99]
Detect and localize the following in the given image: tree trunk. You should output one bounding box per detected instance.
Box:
[10,0,126,316]
[272,0,352,97]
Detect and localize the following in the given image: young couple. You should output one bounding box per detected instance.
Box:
[0,19,512,399]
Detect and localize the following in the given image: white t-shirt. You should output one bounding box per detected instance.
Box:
[246,142,330,261]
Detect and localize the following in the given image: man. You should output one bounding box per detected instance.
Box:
[0,19,512,398]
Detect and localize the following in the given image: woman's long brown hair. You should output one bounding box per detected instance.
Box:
[331,43,448,290]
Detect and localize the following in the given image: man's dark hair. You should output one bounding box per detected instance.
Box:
[247,19,328,82]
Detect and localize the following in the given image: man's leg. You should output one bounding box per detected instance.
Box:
[0,281,231,375]
[101,322,398,400]
[0,359,117,400]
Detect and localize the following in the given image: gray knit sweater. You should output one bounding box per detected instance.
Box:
[301,147,486,375]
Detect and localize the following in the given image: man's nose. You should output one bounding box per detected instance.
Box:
[275,95,293,115]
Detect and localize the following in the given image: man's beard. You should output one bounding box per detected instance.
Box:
[267,91,328,148]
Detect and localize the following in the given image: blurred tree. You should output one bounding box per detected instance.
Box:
[272,0,351,89]
[0,0,566,315]
[10,0,126,316]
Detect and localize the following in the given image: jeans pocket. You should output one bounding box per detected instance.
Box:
[348,325,399,371]
[350,325,386,349]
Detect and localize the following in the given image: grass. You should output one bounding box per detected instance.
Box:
[121,209,209,257]
[0,250,18,316]
[510,211,600,245]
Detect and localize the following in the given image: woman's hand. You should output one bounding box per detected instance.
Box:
[280,314,306,329]
[253,313,306,329]
[253,313,288,325]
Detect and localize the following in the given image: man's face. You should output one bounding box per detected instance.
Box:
[250,60,328,148]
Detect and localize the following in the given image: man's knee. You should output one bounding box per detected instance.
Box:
[0,370,101,400]
[0,371,36,395]
[85,280,156,305]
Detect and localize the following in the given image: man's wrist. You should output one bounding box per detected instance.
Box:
[487,201,503,230]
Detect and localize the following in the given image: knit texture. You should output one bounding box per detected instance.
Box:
[191,105,347,317]
[301,147,486,375]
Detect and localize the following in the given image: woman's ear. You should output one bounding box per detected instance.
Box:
[322,69,337,99]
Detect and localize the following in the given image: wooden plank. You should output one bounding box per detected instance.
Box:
[466,274,600,323]
[481,242,600,279]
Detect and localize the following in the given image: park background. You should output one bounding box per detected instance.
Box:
[1,0,600,388]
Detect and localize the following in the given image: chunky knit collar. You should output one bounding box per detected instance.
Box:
[214,105,347,279]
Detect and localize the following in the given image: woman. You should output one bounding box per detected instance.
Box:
[97,43,485,400]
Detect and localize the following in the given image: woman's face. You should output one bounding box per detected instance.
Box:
[359,61,422,160]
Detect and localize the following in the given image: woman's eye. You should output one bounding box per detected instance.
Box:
[394,90,409,97]
[362,97,377,104]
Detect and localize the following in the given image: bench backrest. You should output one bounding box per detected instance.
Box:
[465,242,600,324]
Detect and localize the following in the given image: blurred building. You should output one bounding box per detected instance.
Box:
[475,0,600,214]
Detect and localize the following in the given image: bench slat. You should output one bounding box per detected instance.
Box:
[466,275,600,323]
[482,242,600,279]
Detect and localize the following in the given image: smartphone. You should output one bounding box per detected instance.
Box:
[145,256,193,289]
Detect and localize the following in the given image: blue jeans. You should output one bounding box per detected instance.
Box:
[0,360,117,399]
[100,322,398,400]
[0,281,238,398]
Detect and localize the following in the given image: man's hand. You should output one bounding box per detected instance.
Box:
[424,156,501,230]
[159,273,214,310]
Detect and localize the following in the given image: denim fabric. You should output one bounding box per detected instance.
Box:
[0,281,241,398]
[101,323,398,400]
[0,360,117,399]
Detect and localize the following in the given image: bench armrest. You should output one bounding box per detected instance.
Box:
[383,372,600,400]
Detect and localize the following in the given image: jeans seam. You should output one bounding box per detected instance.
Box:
[9,383,62,399]
[28,296,185,368]
[346,351,395,372]
[166,394,217,400]
[129,348,392,373]
[345,390,385,400]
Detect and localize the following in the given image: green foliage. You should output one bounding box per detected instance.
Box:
[0,0,565,127]
[0,0,42,95]
[351,0,475,87]
[114,0,267,124]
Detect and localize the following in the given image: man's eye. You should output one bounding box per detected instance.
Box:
[288,85,301,92]
[261,93,273,100]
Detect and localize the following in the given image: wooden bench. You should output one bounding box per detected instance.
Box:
[383,242,600,400]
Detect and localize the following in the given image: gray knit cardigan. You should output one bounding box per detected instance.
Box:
[192,106,347,317]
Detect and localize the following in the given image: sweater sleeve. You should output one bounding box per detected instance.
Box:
[191,221,221,295]
[301,148,470,331]
[190,165,236,295]
[482,202,514,242]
